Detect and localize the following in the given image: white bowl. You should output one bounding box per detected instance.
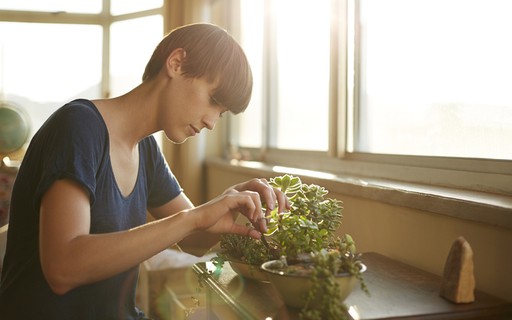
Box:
[261,260,366,308]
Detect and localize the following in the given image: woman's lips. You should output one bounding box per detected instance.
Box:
[189,125,200,136]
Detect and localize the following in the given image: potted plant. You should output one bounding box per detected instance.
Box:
[214,229,278,281]
[214,174,338,279]
[212,174,368,319]
[261,235,368,319]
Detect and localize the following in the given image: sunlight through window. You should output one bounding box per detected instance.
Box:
[357,0,512,160]
[237,0,331,151]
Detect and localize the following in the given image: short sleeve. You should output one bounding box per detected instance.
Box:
[33,100,107,208]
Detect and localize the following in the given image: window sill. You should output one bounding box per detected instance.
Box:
[206,157,512,230]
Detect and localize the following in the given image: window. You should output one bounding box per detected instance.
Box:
[355,0,512,160]
[233,0,512,195]
[0,1,163,151]
[0,0,101,13]
[236,0,331,151]
[111,0,162,16]
[0,22,102,133]
[110,15,164,96]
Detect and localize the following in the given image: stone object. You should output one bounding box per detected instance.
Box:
[439,236,475,303]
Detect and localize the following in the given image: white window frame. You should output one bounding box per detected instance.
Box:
[0,2,164,101]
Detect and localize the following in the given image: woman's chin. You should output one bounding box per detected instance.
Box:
[163,132,190,144]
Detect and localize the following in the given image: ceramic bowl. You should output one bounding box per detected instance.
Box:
[229,259,269,282]
[260,260,366,308]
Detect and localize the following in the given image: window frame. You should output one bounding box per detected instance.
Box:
[0,3,163,100]
[228,0,512,197]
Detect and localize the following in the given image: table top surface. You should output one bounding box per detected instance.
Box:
[193,252,512,320]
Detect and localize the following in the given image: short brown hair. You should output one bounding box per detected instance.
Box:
[143,23,252,114]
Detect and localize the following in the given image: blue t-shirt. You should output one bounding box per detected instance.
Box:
[0,99,182,319]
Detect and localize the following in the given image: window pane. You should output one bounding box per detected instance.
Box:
[0,0,101,13]
[273,0,330,151]
[236,0,264,148]
[236,0,331,152]
[110,0,163,16]
[357,0,512,160]
[0,22,102,140]
[110,15,163,96]
[110,15,163,147]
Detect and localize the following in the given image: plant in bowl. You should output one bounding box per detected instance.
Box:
[213,174,337,279]
[214,229,277,281]
[261,235,368,320]
[212,174,368,318]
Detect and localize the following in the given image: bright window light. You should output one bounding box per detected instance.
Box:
[357,0,512,160]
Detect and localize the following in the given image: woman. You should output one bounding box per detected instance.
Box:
[0,23,289,319]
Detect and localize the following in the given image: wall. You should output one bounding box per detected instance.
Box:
[205,160,512,302]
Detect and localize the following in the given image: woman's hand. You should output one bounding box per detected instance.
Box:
[229,178,290,211]
[190,178,290,239]
[229,178,290,232]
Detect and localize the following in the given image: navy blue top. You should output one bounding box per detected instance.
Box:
[0,99,182,319]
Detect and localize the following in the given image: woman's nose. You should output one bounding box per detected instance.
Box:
[203,118,216,130]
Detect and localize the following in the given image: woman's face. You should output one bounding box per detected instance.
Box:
[159,73,228,144]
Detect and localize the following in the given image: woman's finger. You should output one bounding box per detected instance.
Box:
[274,187,291,213]
[255,211,268,233]
[250,178,277,213]
[233,224,261,239]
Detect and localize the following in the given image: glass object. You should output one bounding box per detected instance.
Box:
[272,0,330,151]
[0,102,30,155]
[237,0,331,151]
[356,0,512,160]
[236,0,264,149]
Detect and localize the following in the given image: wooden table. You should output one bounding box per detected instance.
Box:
[192,252,512,319]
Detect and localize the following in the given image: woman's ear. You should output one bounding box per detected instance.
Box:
[166,48,186,77]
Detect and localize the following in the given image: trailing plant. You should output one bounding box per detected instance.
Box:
[262,235,369,320]
[299,235,369,320]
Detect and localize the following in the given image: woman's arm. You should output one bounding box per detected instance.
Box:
[39,179,196,295]
[39,177,283,295]
[148,191,221,256]
[149,178,291,256]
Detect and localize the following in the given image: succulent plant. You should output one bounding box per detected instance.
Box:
[215,174,368,320]
[218,174,343,264]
